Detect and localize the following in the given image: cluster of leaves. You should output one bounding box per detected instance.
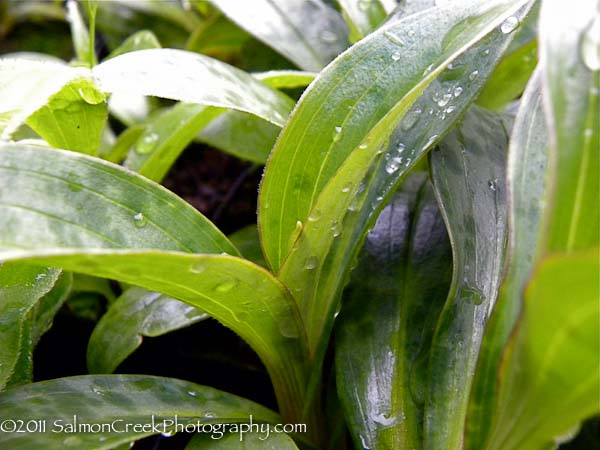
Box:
[0,0,598,449]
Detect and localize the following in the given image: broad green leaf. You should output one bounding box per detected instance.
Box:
[336,175,453,450]
[26,77,108,155]
[0,143,309,425]
[0,375,279,450]
[187,429,300,449]
[66,0,96,67]
[229,225,268,268]
[539,0,600,252]
[0,58,84,138]
[259,0,531,272]
[87,287,208,374]
[476,5,539,110]
[124,103,224,182]
[0,264,71,390]
[337,0,389,42]
[426,106,509,450]
[483,251,600,450]
[210,0,349,71]
[0,143,236,255]
[92,49,294,127]
[106,30,161,60]
[465,72,548,450]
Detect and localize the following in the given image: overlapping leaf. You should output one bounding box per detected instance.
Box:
[336,174,453,450]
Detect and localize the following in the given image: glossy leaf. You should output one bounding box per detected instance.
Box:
[539,0,600,252]
[0,142,308,424]
[106,30,161,60]
[0,58,84,138]
[187,430,300,449]
[88,287,208,374]
[260,0,531,272]
[483,251,600,450]
[0,264,71,390]
[26,77,108,155]
[211,0,348,71]
[427,106,509,450]
[0,375,279,450]
[92,49,294,127]
[338,0,389,42]
[465,72,548,450]
[336,175,452,450]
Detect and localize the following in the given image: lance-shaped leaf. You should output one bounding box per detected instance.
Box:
[269,0,532,372]
[465,72,548,450]
[0,144,309,424]
[87,287,208,374]
[66,0,96,67]
[426,106,509,450]
[538,0,600,252]
[210,0,348,71]
[186,429,300,449]
[336,174,453,450]
[0,375,279,450]
[92,49,294,127]
[338,0,389,43]
[483,251,600,450]
[0,264,71,390]
[259,0,531,272]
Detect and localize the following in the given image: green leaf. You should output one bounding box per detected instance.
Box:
[483,251,600,450]
[0,144,309,425]
[337,0,389,43]
[254,70,317,89]
[0,374,280,450]
[259,0,531,272]
[0,264,71,390]
[66,0,96,67]
[427,106,509,450]
[26,77,108,155]
[539,0,600,252]
[210,0,349,71]
[0,58,84,138]
[92,49,294,127]
[465,71,548,450]
[187,429,300,449]
[0,143,236,255]
[476,5,539,110]
[229,225,268,268]
[336,174,453,450]
[106,30,161,60]
[87,287,208,374]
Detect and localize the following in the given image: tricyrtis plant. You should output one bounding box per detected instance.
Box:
[0,0,598,449]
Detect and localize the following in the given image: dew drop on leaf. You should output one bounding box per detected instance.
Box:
[332,126,343,142]
[305,256,319,270]
[190,262,206,274]
[469,70,479,81]
[500,16,519,34]
[187,390,197,397]
[320,30,338,43]
[391,51,401,61]
[215,280,237,293]
[453,86,463,97]
[308,208,322,222]
[133,212,147,228]
[488,179,497,191]
[581,15,600,71]
[385,156,403,174]
[135,132,159,154]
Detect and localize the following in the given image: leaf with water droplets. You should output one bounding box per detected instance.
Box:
[87,287,208,374]
[211,0,348,71]
[427,106,509,450]
[336,174,453,450]
[338,0,390,43]
[0,375,280,450]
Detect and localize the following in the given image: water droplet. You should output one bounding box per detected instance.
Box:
[358,0,371,11]
[396,142,406,153]
[373,413,398,426]
[437,93,452,107]
[320,30,338,43]
[204,412,215,419]
[341,183,352,193]
[483,48,490,56]
[488,178,497,191]
[408,29,415,37]
[305,256,319,270]
[581,16,600,71]
[190,262,206,274]
[384,30,404,46]
[391,51,401,61]
[423,63,434,76]
[401,108,422,130]
[385,156,403,174]
[136,132,159,154]
[161,430,175,438]
[459,284,485,305]
[35,273,47,281]
[453,86,463,97]
[445,105,457,114]
[215,280,236,293]
[187,390,197,397]
[331,220,342,237]
[500,16,519,34]
[423,134,439,150]
[133,212,147,228]
[359,434,371,450]
[469,70,479,81]
[77,86,105,105]
[308,208,322,222]
[333,126,343,142]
